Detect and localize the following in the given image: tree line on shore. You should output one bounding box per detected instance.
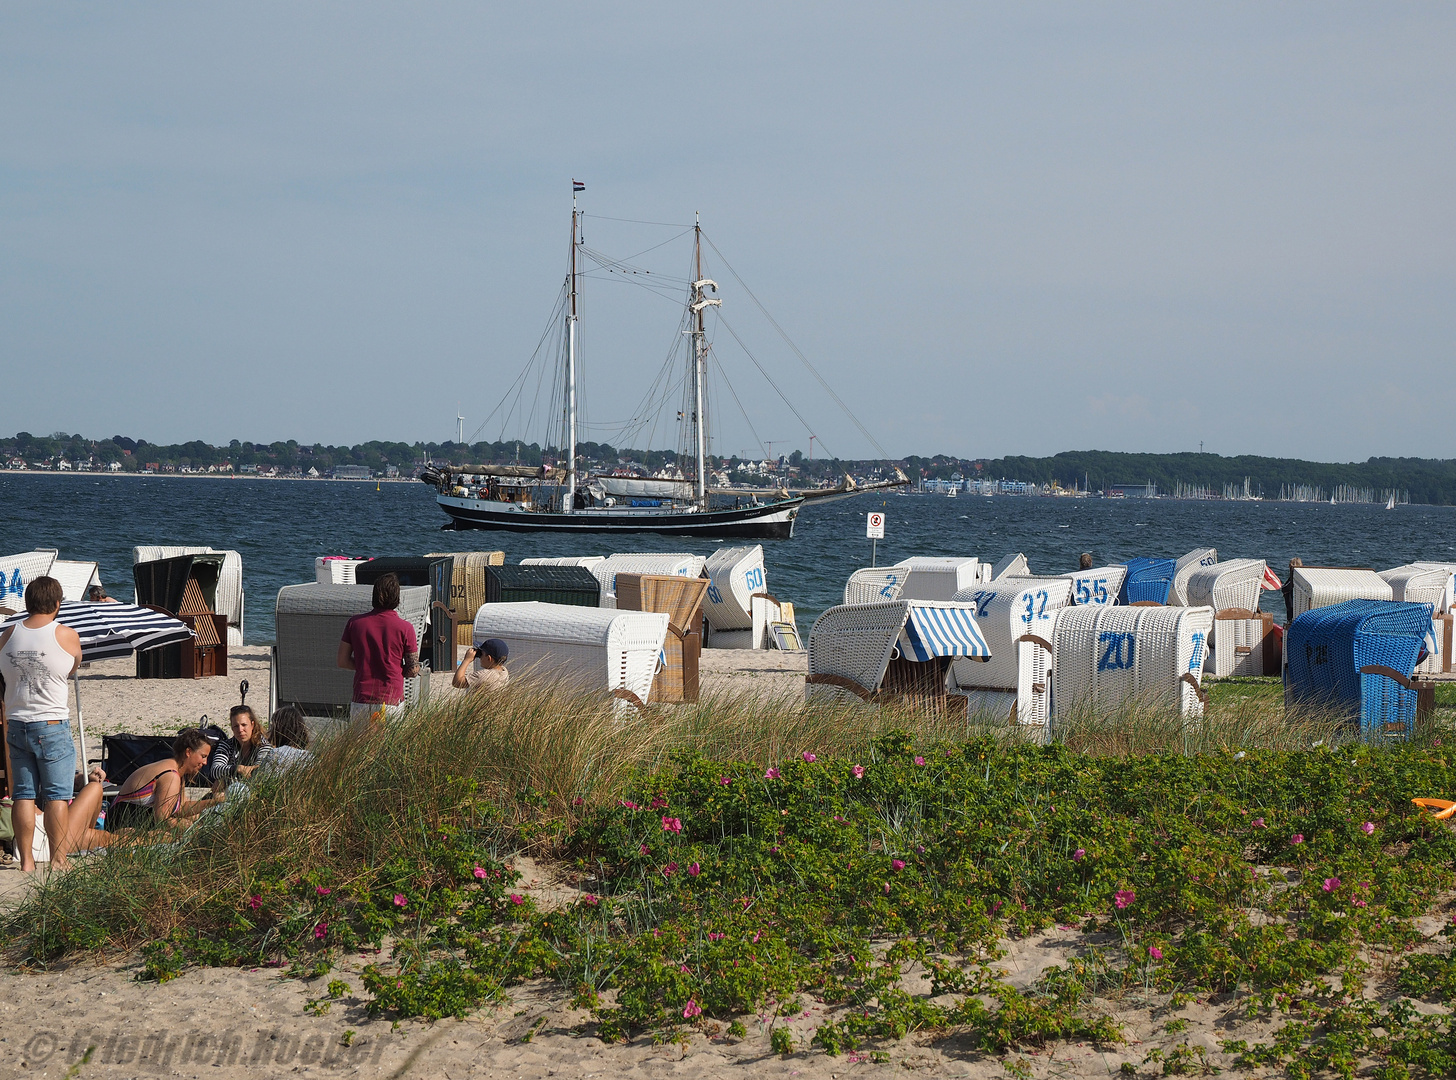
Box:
[5,431,1455,504]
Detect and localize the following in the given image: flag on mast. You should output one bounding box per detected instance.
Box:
[572,180,585,192]
[1261,566,1283,591]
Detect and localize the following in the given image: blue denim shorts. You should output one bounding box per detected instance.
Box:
[5,720,76,803]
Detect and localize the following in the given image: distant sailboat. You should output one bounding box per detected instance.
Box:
[1386,493,1397,510]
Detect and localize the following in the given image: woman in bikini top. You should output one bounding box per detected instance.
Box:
[106,729,225,832]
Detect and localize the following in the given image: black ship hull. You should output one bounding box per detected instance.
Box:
[436,494,801,538]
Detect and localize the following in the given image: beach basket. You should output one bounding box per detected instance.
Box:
[49,558,102,602]
[806,600,990,716]
[471,601,669,714]
[615,573,709,703]
[1283,599,1433,740]
[520,556,607,570]
[427,551,507,646]
[1118,558,1177,605]
[134,546,244,647]
[0,550,58,611]
[1185,559,1267,614]
[1064,564,1127,607]
[1050,605,1214,724]
[701,545,765,631]
[273,583,431,717]
[948,577,1073,732]
[354,557,456,674]
[1168,548,1219,607]
[1291,568,1392,618]
[989,553,1031,581]
[843,567,908,605]
[591,554,707,609]
[1208,610,1278,677]
[1381,564,1456,613]
[894,557,985,601]
[315,557,370,585]
[485,565,600,608]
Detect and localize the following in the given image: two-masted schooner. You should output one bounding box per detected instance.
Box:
[420,189,904,537]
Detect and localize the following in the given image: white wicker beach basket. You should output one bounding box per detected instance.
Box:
[274,583,431,712]
[894,557,983,601]
[471,601,669,712]
[314,557,370,585]
[592,554,707,609]
[989,553,1031,581]
[0,549,58,610]
[134,546,244,646]
[1208,612,1273,678]
[843,567,909,605]
[1291,568,1393,618]
[49,559,102,602]
[520,556,608,570]
[948,577,1071,731]
[1063,565,1127,607]
[702,545,765,631]
[806,601,913,706]
[1381,564,1456,613]
[1168,548,1218,607]
[1050,605,1214,724]
[1185,559,1267,614]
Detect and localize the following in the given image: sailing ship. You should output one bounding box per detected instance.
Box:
[420,191,905,537]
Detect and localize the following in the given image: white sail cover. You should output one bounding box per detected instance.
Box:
[590,477,694,500]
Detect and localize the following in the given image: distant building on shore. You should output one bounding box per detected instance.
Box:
[332,465,371,480]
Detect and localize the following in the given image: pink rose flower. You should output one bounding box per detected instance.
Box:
[315,886,331,896]
[687,862,701,877]
[891,859,906,871]
[1113,889,1136,910]
[1252,817,1266,828]
[883,882,891,894]
[473,865,488,880]
[683,1000,703,1019]
[662,862,678,877]
[802,751,817,763]
[393,894,407,907]
[246,895,262,911]
[764,767,780,780]
[662,815,683,834]
[851,765,866,779]
[1073,848,1086,861]
[639,843,650,856]
[1361,821,1375,835]
[1322,878,1340,892]
[313,922,328,940]
[1290,834,1304,845]
[914,756,925,766]
[719,775,731,786]
[1148,946,1163,960]
[583,894,599,906]
[509,894,524,904]
[1353,899,1368,908]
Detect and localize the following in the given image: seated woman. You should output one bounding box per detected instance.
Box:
[195,704,269,785]
[105,729,226,832]
[254,705,314,774]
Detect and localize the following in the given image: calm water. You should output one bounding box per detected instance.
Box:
[4,474,1454,642]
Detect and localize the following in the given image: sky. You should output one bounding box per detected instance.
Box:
[2,3,1452,462]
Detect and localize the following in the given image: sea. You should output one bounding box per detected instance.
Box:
[4,473,1454,643]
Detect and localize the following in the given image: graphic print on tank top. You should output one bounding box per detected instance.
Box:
[5,649,63,696]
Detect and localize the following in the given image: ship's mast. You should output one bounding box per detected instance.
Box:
[565,196,579,512]
[689,216,719,506]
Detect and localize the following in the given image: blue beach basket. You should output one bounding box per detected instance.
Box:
[1119,558,1177,605]
[1283,599,1434,741]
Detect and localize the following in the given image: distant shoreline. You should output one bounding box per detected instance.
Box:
[1,470,417,484]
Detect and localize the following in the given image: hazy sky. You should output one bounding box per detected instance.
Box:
[3,4,1452,462]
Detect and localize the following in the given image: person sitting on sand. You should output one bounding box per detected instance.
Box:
[255,704,314,774]
[85,585,119,603]
[452,637,509,693]
[105,729,226,832]
[1079,552,1094,571]
[195,704,269,785]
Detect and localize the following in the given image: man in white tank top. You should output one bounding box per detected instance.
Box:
[1,575,83,871]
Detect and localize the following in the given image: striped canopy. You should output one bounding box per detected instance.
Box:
[1,600,194,661]
[898,604,991,662]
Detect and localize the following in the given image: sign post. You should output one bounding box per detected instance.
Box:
[866,511,885,566]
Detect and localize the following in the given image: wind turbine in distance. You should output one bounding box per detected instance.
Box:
[457,407,465,447]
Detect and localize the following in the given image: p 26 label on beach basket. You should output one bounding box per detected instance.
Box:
[866,512,885,539]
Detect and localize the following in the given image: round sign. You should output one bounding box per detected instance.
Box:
[868,513,883,527]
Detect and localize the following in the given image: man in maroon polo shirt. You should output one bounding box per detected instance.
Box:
[336,573,420,724]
